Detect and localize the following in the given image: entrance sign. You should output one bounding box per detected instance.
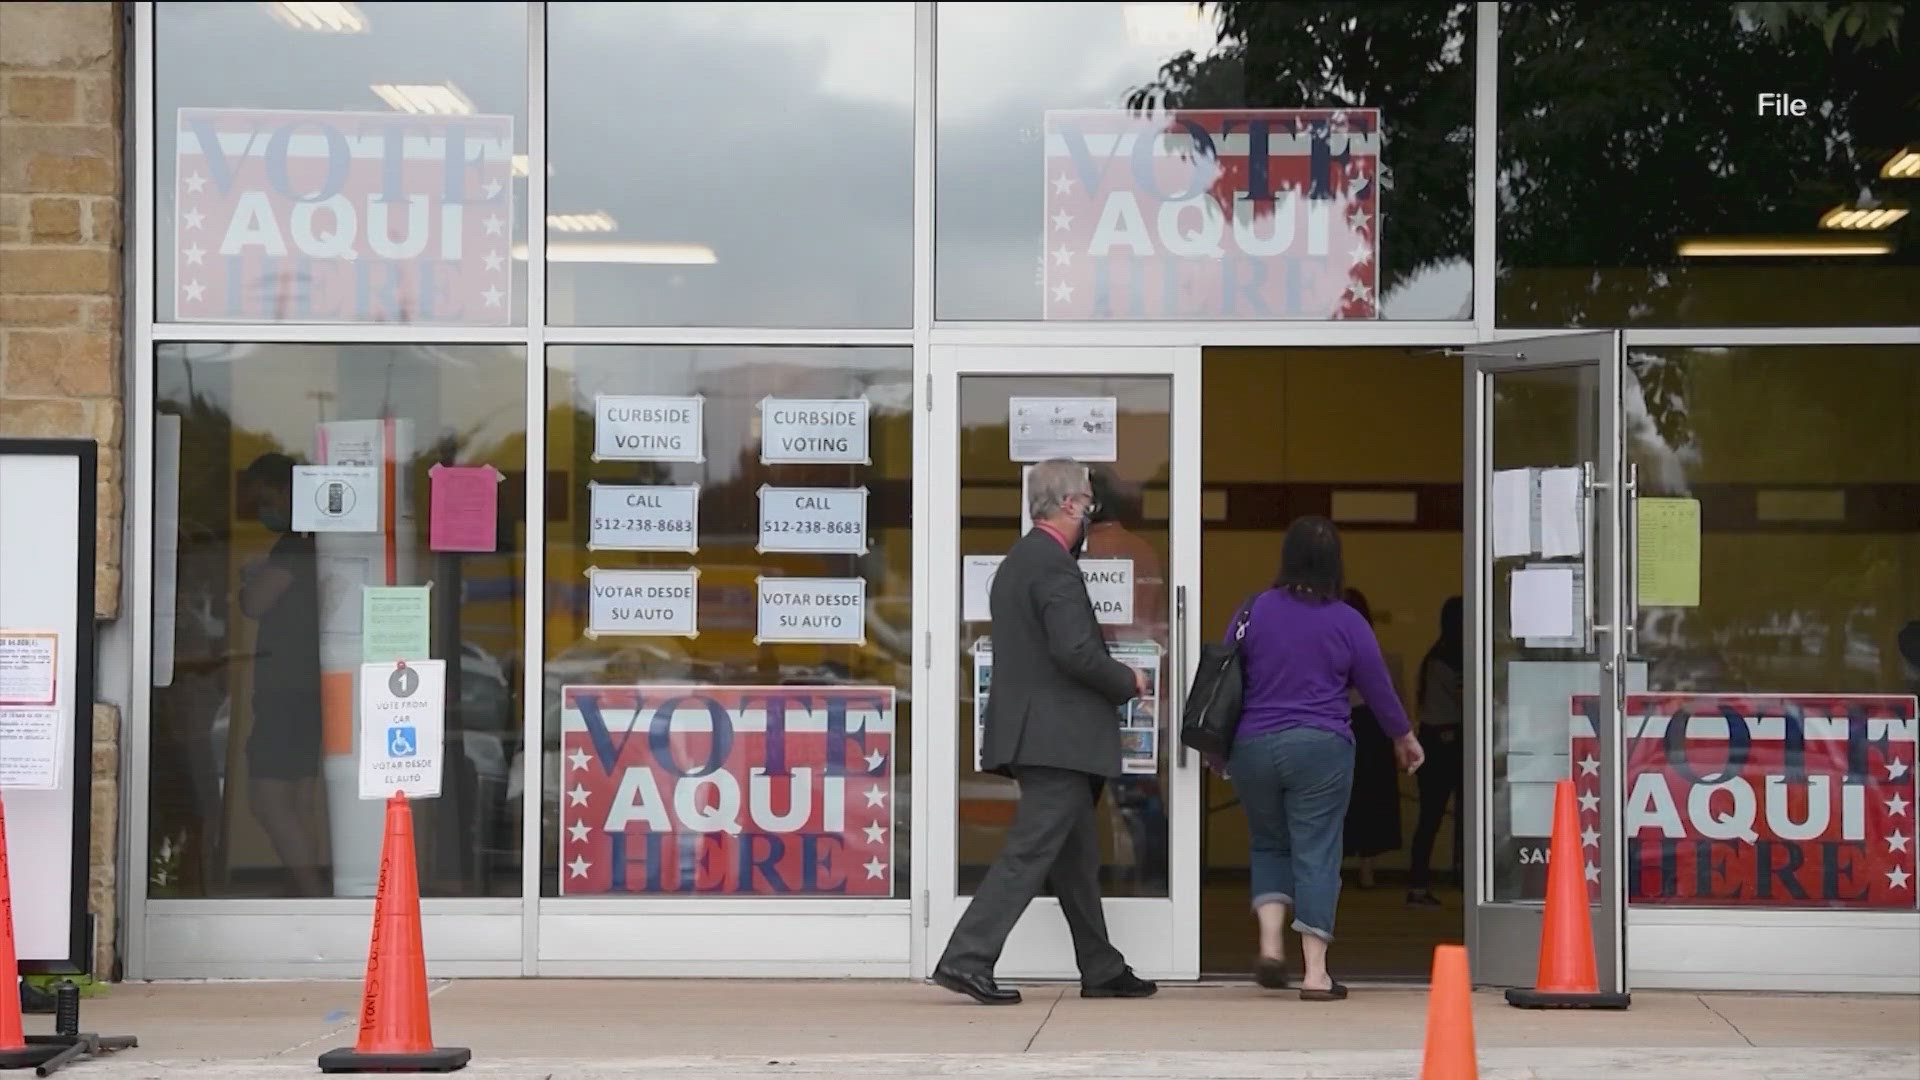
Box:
[757,486,869,555]
[594,395,704,462]
[357,659,445,800]
[756,577,867,646]
[586,567,700,638]
[1571,694,1918,909]
[557,685,896,896]
[0,631,58,705]
[1009,398,1117,461]
[1042,109,1380,320]
[172,108,514,325]
[760,398,871,465]
[292,464,379,533]
[589,483,700,552]
[1079,559,1134,626]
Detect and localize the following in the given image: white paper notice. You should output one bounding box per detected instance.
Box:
[594,395,704,462]
[0,631,58,705]
[292,465,380,533]
[757,486,868,554]
[357,659,445,800]
[586,568,700,638]
[588,483,700,552]
[0,708,61,789]
[756,577,866,645]
[1537,467,1585,558]
[1510,565,1576,640]
[1079,559,1134,626]
[1492,468,1534,557]
[962,556,1004,622]
[1008,397,1118,462]
[1523,563,1586,650]
[760,398,870,465]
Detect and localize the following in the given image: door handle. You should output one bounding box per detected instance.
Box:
[1174,585,1188,768]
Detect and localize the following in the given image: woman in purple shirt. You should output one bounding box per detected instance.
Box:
[1217,516,1424,999]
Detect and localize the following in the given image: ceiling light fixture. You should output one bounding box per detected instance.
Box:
[370,82,475,116]
[547,211,619,233]
[1676,235,1895,257]
[513,242,718,265]
[1882,147,1920,179]
[266,1,368,33]
[1819,204,1909,230]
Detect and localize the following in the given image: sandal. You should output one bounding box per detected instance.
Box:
[1253,955,1290,989]
[1299,982,1349,1001]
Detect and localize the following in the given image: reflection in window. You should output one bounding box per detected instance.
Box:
[148,344,528,899]
[1497,3,1919,326]
[936,1,1474,320]
[546,3,914,327]
[543,347,913,897]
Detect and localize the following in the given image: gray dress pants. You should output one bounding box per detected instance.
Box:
[938,765,1127,985]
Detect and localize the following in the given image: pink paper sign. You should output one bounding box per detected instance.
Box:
[429,464,501,553]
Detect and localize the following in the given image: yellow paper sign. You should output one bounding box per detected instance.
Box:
[1637,498,1701,607]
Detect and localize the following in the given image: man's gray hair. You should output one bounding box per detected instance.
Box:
[1026,458,1090,522]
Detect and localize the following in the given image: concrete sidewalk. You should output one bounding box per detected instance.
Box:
[20,978,1920,1078]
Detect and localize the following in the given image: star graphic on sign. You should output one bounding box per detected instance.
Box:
[1348,207,1371,231]
[181,208,206,231]
[1581,826,1600,849]
[1578,791,1600,814]
[864,749,886,772]
[1583,862,1601,884]
[568,783,590,807]
[863,823,887,846]
[1888,830,1910,854]
[482,178,503,199]
[568,747,591,772]
[864,785,887,809]
[568,855,591,879]
[484,249,505,272]
[1888,793,1911,817]
[1349,241,1372,266]
[1888,757,1910,781]
[1888,866,1912,890]
[1051,281,1075,303]
[1346,281,1373,304]
[484,214,505,236]
[1578,755,1600,777]
[1051,244,1074,267]
[567,820,591,845]
[483,285,504,307]
[863,857,888,881]
[183,243,206,265]
[1051,173,1074,195]
[1051,209,1074,232]
[184,171,207,194]
[182,280,206,302]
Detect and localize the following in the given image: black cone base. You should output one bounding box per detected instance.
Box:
[1505,987,1632,1010]
[319,1045,470,1073]
[0,1041,62,1071]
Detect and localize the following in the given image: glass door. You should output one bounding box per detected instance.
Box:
[1464,333,1630,993]
[925,345,1202,981]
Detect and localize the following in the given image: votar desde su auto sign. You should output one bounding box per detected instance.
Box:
[173,109,514,324]
[1043,109,1380,319]
[558,685,895,896]
[1568,694,1916,908]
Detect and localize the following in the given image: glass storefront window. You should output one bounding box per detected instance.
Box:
[148,343,528,899]
[936,1,1475,320]
[546,3,914,327]
[156,2,529,325]
[542,346,913,897]
[1497,3,1920,326]
[1622,345,1919,908]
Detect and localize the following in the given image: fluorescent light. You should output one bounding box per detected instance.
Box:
[1676,235,1895,257]
[266,1,367,32]
[1123,3,1210,45]
[1883,147,1920,179]
[547,211,618,233]
[512,242,718,265]
[370,82,475,116]
[1819,204,1909,230]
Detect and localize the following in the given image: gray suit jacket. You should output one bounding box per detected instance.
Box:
[978,529,1138,779]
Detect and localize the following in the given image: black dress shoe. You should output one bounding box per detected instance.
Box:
[933,965,1021,1005]
[1081,967,1157,998]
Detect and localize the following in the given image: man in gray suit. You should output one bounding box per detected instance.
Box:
[933,459,1157,1005]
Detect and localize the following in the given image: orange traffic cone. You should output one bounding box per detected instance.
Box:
[319,793,470,1073]
[0,798,61,1071]
[1420,944,1477,1079]
[1504,778,1630,1009]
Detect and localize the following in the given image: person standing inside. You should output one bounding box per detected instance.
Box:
[935,459,1157,1005]
[1407,596,1466,906]
[1339,588,1404,889]
[1215,516,1423,1000]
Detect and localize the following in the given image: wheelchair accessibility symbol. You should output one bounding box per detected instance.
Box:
[387,726,417,758]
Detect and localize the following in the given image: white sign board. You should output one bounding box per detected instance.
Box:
[757,486,869,554]
[0,631,58,705]
[292,465,380,533]
[0,708,60,789]
[587,567,700,638]
[1009,397,1117,462]
[963,555,1002,622]
[594,394,704,462]
[1079,559,1134,625]
[760,398,870,465]
[588,483,700,552]
[357,659,445,800]
[756,577,866,645]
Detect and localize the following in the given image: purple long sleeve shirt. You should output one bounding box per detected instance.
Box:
[1229,589,1412,744]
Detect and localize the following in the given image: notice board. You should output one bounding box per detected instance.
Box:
[0,439,97,972]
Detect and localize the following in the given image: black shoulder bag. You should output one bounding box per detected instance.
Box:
[1178,596,1256,757]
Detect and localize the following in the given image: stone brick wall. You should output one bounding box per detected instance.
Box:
[1,1,125,979]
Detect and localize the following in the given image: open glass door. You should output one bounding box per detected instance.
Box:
[925,345,1201,981]
[1464,333,1630,993]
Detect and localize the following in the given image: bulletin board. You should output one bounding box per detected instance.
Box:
[0,439,97,973]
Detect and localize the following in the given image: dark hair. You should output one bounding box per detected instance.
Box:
[1343,587,1373,625]
[1272,515,1343,601]
[240,452,296,488]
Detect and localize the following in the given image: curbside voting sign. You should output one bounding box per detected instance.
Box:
[357,659,445,800]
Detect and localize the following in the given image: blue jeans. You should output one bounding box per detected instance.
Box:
[1228,727,1356,942]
